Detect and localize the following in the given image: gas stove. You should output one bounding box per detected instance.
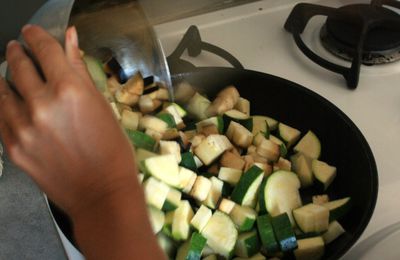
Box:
[2,0,399,259]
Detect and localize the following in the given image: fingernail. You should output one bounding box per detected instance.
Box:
[22,24,33,33]
[68,26,79,48]
[7,40,18,50]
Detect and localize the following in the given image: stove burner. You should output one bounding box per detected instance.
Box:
[321,4,400,65]
[284,0,400,89]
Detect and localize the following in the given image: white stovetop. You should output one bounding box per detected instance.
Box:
[154,0,400,258]
[2,0,399,259]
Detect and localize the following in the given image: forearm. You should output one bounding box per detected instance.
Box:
[71,177,166,260]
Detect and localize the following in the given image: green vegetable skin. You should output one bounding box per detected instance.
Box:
[125,129,156,152]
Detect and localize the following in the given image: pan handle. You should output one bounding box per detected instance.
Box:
[167,25,244,74]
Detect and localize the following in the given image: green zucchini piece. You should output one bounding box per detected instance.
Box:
[293,203,329,233]
[277,122,301,148]
[218,167,243,186]
[322,220,345,244]
[84,55,108,94]
[271,213,298,252]
[162,188,182,212]
[172,200,194,241]
[148,206,165,234]
[293,236,324,260]
[162,211,174,237]
[322,197,351,221]
[196,116,224,134]
[190,205,213,232]
[291,153,314,188]
[223,109,253,131]
[269,135,288,157]
[143,177,170,210]
[186,93,211,120]
[264,171,302,225]
[312,159,337,191]
[126,129,156,152]
[203,176,224,209]
[293,131,321,159]
[258,179,268,215]
[176,232,207,260]
[157,113,176,128]
[231,166,264,207]
[234,230,261,258]
[180,152,198,172]
[157,233,177,259]
[230,205,257,232]
[257,214,279,255]
[252,115,278,135]
[201,211,238,258]
[143,154,180,188]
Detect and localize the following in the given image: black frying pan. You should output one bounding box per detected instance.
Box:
[50,67,378,260]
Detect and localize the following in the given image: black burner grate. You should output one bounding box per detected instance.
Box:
[284,0,400,89]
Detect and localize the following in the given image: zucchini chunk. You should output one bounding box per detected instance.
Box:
[293,203,329,233]
[234,97,251,116]
[203,176,224,209]
[180,152,198,172]
[257,214,279,255]
[191,205,213,232]
[121,110,141,130]
[218,167,243,186]
[293,236,324,260]
[322,197,351,221]
[252,115,278,135]
[234,230,261,258]
[157,113,176,128]
[139,115,169,134]
[176,232,207,260]
[312,159,337,191]
[157,233,177,259]
[226,121,254,148]
[264,171,302,225]
[269,135,288,157]
[293,131,321,159]
[159,140,181,163]
[271,213,298,252]
[291,153,314,188]
[322,221,345,244]
[196,116,224,134]
[230,204,257,232]
[162,188,182,212]
[218,198,236,215]
[256,138,280,163]
[231,166,264,207]
[190,176,212,202]
[186,93,211,120]
[223,109,253,131]
[277,122,301,148]
[148,206,165,234]
[143,177,170,210]
[178,167,198,193]
[194,135,233,165]
[201,211,238,258]
[143,154,180,188]
[172,201,194,241]
[126,129,156,152]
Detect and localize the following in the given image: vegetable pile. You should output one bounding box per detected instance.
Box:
[87,56,352,260]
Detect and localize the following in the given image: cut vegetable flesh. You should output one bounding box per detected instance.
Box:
[291,153,314,188]
[322,221,345,244]
[143,154,180,188]
[162,188,182,212]
[190,205,213,232]
[194,135,232,165]
[252,115,278,135]
[178,167,198,193]
[235,230,260,258]
[293,131,321,159]
[277,123,301,148]
[196,116,224,134]
[293,203,329,233]
[294,236,324,260]
[201,211,238,258]
[231,166,264,207]
[264,171,302,225]
[143,177,170,210]
[148,206,165,234]
[321,197,351,221]
[218,167,243,186]
[312,159,337,191]
[172,200,194,241]
[203,176,224,209]
[223,109,253,131]
[230,205,257,232]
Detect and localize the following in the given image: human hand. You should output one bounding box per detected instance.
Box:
[0,25,164,259]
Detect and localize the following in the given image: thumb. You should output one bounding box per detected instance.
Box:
[65,26,92,84]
